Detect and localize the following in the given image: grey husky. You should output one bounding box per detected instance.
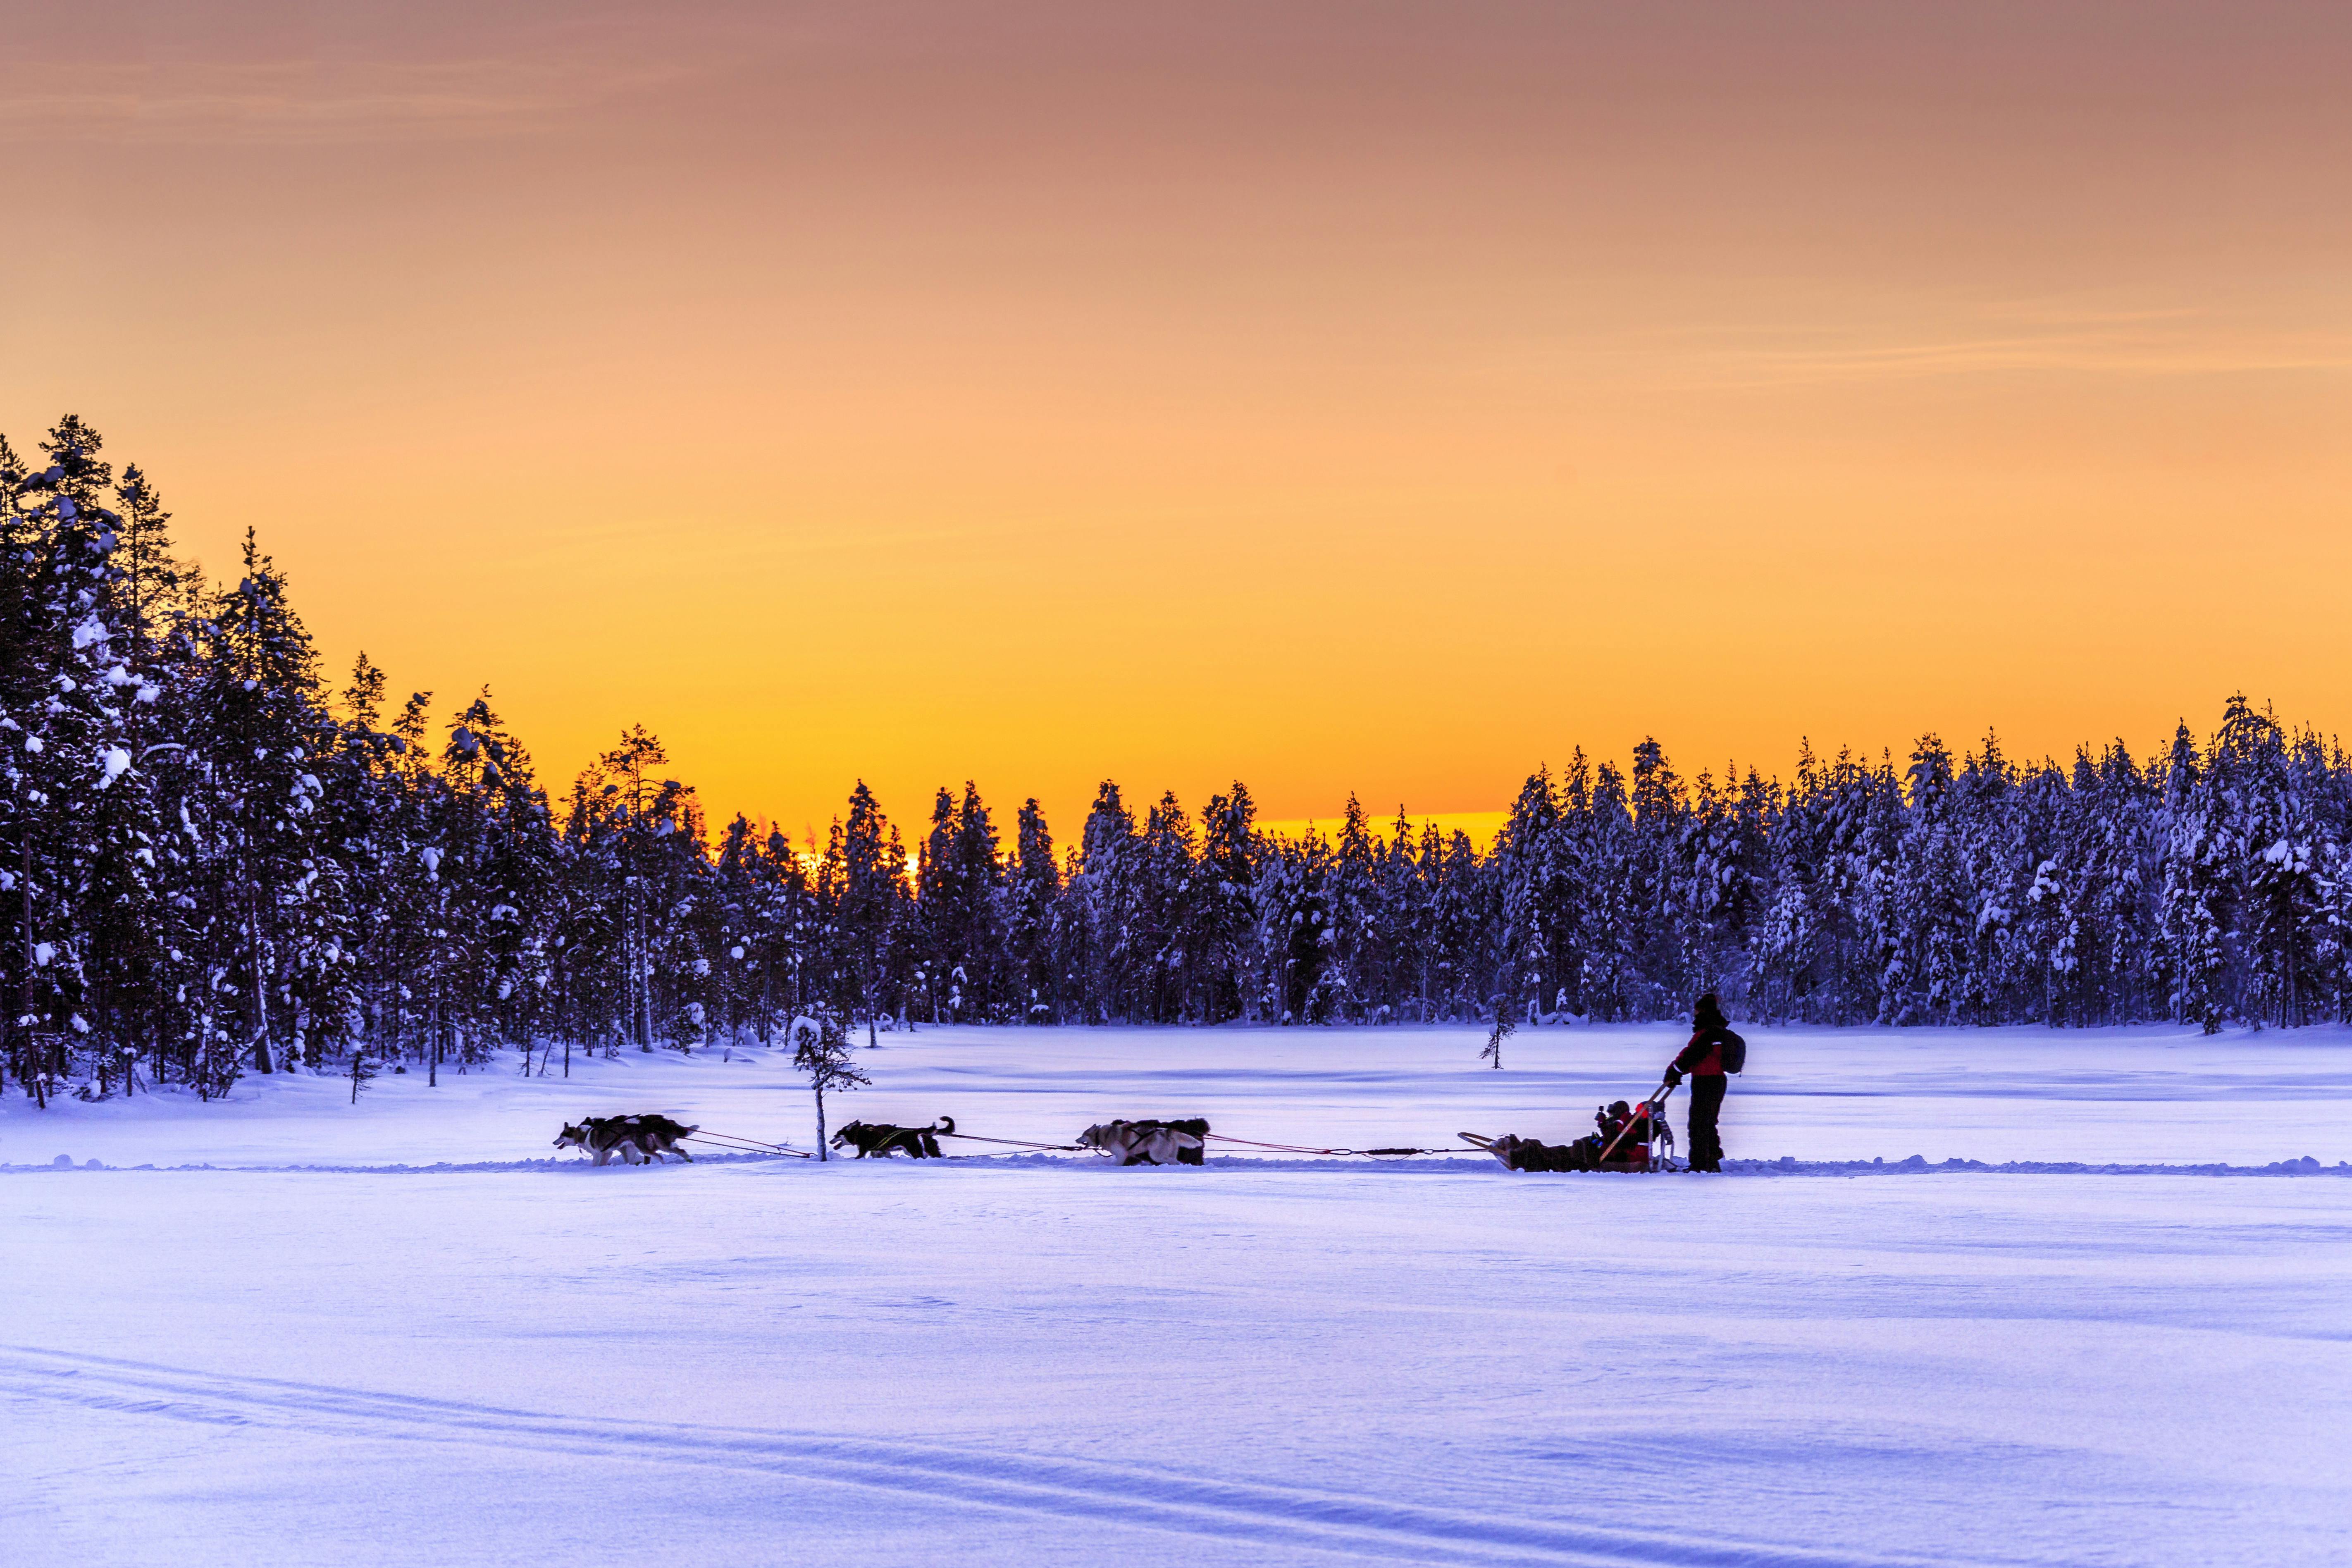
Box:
[555,1114,698,1166]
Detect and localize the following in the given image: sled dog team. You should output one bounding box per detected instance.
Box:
[556,995,1744,1172]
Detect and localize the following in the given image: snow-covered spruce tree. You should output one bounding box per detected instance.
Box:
[790,1010,868,1158]
[912,780,1007,1024]
[1422,823,1486,1021]
[715,812,809,1049]
[2016,758,2081,1026]
[1954,732,2024,1025]
[1491,765,1560,1026]
[761,825,820,1030]
[437,691,557,1063]
[2159,719,2230,1033]
[314,656,403,1066]
[1377,808,1429,1022]
[1324,794,1379,1022]
[640,776,713,1054]
[549,773,625,1060]
[1627,736,1688,1010]
[1726,767,1779,996]
[1676,767,1764,1008]
[571,728,716,1054]
[2217,699,2328,1027]
[911,786,957,1021]
[1580,761,1638,1021]
[1750,773,1817,1023]
[822,780,904,1046]
[1133,790,1195,1023]
[2080,740,2162,1025]
[1853,753,1908,1026]
[2316,746,2352,1027]
[344,687,447,1076]
[1191,783,1257,1023]
[0,420,158,1099]
[1004,797,1060,1024]
[176,531,352,1089]
[1267,826,1342,1024]
[1888,735,1967,1024]
[1065,780,1136,1024]
[595,725,669,1050]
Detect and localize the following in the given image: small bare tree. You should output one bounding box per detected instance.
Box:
[1480,1010,1514,1070]
[791,1014,868,1160]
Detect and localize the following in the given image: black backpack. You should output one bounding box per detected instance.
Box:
[1720,1028,1747,1074]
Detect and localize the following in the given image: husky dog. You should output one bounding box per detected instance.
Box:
[554,1114,699,1166]
[830,1117,954,1158]
[1077,1118,1208,1166]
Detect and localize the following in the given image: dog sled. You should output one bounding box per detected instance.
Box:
[1461,1085,1679,1174]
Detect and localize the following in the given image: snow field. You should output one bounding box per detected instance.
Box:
[5,1020,2349,1170]
[4,1023,2350,1566]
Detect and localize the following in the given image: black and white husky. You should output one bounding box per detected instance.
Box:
[1078,1118,1208,1166]
[830,1117,955,1158]
[555,1114,698,1166]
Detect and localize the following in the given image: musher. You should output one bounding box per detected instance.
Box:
[1664,992,1741,1172]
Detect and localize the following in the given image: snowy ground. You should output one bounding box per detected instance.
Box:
[5,1023,2350,1566]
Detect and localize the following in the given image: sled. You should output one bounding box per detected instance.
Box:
[1460,1089,1677,1174]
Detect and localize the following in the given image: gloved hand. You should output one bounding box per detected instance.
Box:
[1663,1067,1682,1088]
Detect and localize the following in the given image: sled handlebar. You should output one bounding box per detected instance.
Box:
[1595,1079,1678,1166]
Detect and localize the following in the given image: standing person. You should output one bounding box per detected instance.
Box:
[1664,992,1742,1172]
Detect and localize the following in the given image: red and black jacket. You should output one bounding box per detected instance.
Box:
[1672,1025,1738,1078]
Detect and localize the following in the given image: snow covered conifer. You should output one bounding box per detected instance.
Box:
[2159,719,2229,1033]
[826,780,903,1046]
[1005,797,1060,1024]
[179,530,348,1084]
[1067,780,1137,1023]
[1193,783,1258,1022]
[791,1011,868,1158]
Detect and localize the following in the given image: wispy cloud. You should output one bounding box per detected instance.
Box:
[0,55,686,144]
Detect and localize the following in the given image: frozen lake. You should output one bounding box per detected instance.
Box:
[5,1023,2349,1566]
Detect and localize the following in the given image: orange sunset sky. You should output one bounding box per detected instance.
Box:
[4,2,2348,846]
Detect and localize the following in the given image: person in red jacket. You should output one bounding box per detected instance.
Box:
[1664,992,1739,1172]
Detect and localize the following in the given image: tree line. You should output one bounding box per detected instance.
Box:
[2,415,2340,1104]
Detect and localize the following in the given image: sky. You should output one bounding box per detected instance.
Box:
[4,1,2348,848]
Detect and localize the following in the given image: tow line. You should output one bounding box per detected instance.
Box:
[1202,1134,1479,1157]
[680,1132,813,1159]
[682,1128,1479,1162]
[937,1131,1090,1154]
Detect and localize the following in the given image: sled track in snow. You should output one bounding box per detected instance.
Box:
[2,1153,2346,1177]
[3,1345,1994,1568]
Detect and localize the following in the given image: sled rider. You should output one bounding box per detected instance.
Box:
[1664,992,1737,1172]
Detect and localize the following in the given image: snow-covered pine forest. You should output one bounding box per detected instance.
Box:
[1,414,2342,1103]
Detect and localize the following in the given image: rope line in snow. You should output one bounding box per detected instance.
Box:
[1202,1133,1479,1158]
[936,1131,1091,1153]
[681,1132,813,1160]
